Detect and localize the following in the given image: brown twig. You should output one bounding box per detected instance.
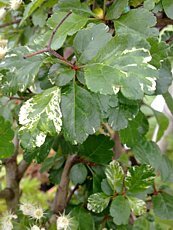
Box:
[0,19,21,29]
[52,154,80,214]
[47,10,72,49]
[18,160,30,181]
[23,48,49,59]
[23,11,79,70]
[9,96,27,100]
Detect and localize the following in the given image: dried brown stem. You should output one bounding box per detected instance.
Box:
[0,19,21,28]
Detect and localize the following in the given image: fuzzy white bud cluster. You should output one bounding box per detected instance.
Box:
[19,202,44,220]
[0,211,17,230]
[56,212,75,230]
[10,0,23,10]
[0,39,8,60]
[0,7,6,20]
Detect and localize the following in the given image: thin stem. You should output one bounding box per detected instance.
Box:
[0,19,21,29]
[66,184,79,205]
[47,11,72,49]
[103,0,107,16]
[23,48,49,59]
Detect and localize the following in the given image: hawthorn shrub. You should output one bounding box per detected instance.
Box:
[0,0,173,229]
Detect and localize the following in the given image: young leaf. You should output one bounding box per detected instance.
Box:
[115,8,158,38]
[0,116,14,159]
[105,160,124,193]
[0,47,44,94]
[79,135,114,164]
[110,195,131,225]
[106,0,128,20]
[125,164,155,194]
[152,193,173,220]
[19,87,62,149]
[70,163,88,185]
[87,193,111,213]
[61,81,100,144]
[127,196,147,216]
[74,23,112,64]
[47,12,88,49]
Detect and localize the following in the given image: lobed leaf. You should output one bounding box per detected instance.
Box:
[110,195,131,225]
[125,164,155,194]
[105,160,124,193]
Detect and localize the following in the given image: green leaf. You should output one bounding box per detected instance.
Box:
[0,47,44,94]
[74,23,112,64]
[148,38,168,68]
[71,207,95,230]
[144,0,155,10]
[153,110,169,142]
[79,135,114,164]
[152,193,173,220]
[84,63,124,95]
[105,160,124,193]
[110,195,131,225]
[48,64,75,86]
[0,116,14,159]
[106,0,128,20]
[133,140,162,171]
[19,87,62,150]
[125,164,155,194]
[47,12,88,49]
[57,0,93,15]
[156,60,173,94]
[127,196,146,216]
[108,95,139,131]
[61,81,100,144]
[120,111,149,147]
[32,7,48,27]
[163,91,173,116]
[24,137,54,163]
[85,34,158,100]
[70,163,88,185]
[115,8,158,38]
[87,193,110,213]
[162,0,173,19]
[20,0,45,25]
